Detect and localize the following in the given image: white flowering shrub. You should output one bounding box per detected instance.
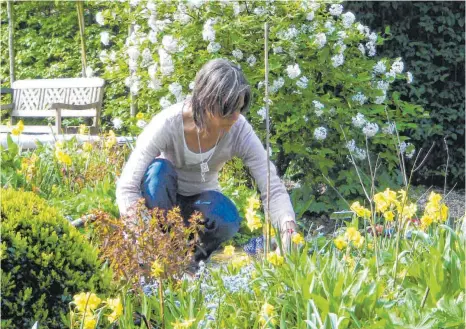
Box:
[95,0,424,211]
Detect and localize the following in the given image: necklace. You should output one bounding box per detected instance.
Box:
[196,127,222,182]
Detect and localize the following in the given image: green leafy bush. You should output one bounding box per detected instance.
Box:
[0,188,112,329]
[345,1,465,187]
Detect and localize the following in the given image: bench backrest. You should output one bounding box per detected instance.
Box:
[12,78,105,112]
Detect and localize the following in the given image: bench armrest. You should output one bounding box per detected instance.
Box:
[1,88,12,95]
[1,104,13,110]
[50,102,100,110]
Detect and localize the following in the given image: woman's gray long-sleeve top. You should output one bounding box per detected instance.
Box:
[116,102,296,229]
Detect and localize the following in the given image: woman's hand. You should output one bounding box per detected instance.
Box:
[278,220,298,254]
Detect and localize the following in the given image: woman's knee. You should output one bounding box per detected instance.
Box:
[141,159,178,210]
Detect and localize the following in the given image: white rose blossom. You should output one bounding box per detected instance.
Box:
[373,61,386,74]
[346,139,356,152]
[382,122,396,134]
[162,35,179,53]
[352,113,366,128]
[273,46,283,54]
[85,66,94,77]
[362,122,379,137]
[366,41,376,57]
[324,20,335,34]
[406,72,413,84]
[358,43,366,56]
[270,77,285,93]
[352,92,367,105]
[203,19,216,42]
[158,48,174,76]
[148,78,162,91]
[314,127,327,140]
[374,91,387,104]
[96,12,105,26]
[391,58,404,74]
[207,42,221,53]
[296,76,309,89]
[257,107,267,121]
[232,49,243,60]
[354,147,367,160]
[329,4,343,16]
[246,55,257,67]
[148,64,157,79]
[286,63,301,79]
[314,33,327,49]
[342,12,355,28]
[148,31,157,44]
[331,54,344,67]
[306,11,315,21]
[112,117,123,130]
[100,31,110,46]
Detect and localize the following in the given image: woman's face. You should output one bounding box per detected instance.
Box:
[207,96,244,132]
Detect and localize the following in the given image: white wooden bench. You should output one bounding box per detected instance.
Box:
[0,78,104,134]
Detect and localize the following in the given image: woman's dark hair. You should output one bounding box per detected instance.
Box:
[190,58,251,129]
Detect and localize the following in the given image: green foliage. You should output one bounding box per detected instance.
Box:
[219,157,261,246]
[99,224,465,328]
[1,1,427,217]
[0,188,113,329]
[344,1,465,186]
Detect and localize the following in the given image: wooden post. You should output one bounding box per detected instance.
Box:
[129,23,136,117]
[7,0,15,83]
[264,22,271,256]
[76,1,87,77]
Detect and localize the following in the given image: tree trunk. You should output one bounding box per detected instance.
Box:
[76,1,87,77]
[7,0,15,83]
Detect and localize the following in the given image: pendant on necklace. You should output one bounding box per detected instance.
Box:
[200,162,209,174]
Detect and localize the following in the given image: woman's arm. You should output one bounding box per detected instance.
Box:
[116,114,167,216]
[234,118,296,232]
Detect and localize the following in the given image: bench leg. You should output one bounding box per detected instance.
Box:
[55,108,62,134]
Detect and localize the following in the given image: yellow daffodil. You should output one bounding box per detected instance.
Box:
[291,233,305,245]
[136,112,144,120]
[353,235,365,249]
[55,141,64,149]
[367,243,374,250]
[420,214,433,229]
[151,259,164,278]
[400,203,417,220]
[17,120,24,132]
[350,201,371,218]
[259,303,276,325]
[106,297,123,323]
[104,130,117,149]
[342,255,355,269]
[82,142,93,152]
[245,208,262,231]
[428,191,442,206]
[247,195,260,210]
[224,245,235,256]
[439,204,449,222]
[55,149,72,166]
[83,316,97,329]
[79,124,87,135]
[172,319,195,329]
[72,292,101,313]
[231,255,249,269]
[383,211,395,222]
[345,227,361,242]
[267,252,284,266]
[11,127,21,136]
[334,236,347,250]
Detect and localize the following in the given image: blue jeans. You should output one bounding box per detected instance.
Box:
[141,158,240,262]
